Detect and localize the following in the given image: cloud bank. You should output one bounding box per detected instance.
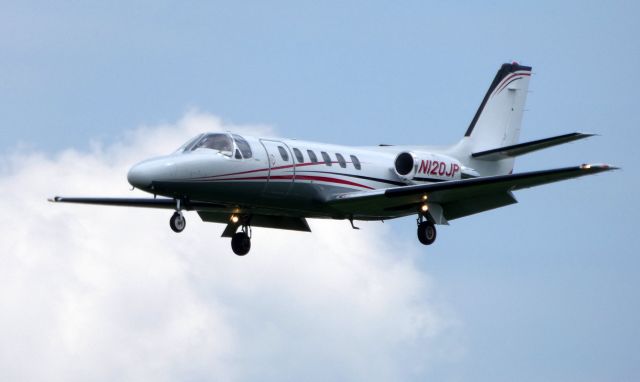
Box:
[0,111,459,381]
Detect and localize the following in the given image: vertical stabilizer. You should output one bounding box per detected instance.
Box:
[453,62,532,175]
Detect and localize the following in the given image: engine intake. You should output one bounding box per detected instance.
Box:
[394,152,415,177]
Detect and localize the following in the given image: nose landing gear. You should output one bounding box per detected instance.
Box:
[231,225,251,256]
[417,215,437,245]
[170,211,186,233]
[169,198,186,233]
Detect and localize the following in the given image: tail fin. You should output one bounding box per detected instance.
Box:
[453,62,532,176]
[465,62,532,151]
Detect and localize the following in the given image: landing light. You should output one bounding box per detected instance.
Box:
[230,215,239,223]
[422,194,428,201]
[420,204,429,212]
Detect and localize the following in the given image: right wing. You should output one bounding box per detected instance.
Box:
[49,196,312,234]
[328,164,617,221]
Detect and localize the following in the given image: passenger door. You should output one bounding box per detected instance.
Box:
[259,139,295,196]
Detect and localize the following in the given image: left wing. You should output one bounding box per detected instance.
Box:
[328,164,617,221]
[49,196,227,211]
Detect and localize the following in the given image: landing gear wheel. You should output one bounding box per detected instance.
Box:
[417,221,437,245]
[169,212,186,233]
[231,232,251,256]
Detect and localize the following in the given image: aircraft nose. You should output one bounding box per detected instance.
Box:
[127,158,175,189]
[127,162,152,189]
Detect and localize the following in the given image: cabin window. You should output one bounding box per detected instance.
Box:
[278,146,289,161]
[235,149,242,159]
[350,155,362,170]
[321,151,332,166]
[232,134,253,158]
[335,153,347,168]
[307,150,318,163]
[293,148,304,163]
[190,133,233,156]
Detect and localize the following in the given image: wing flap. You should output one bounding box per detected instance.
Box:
[197,211,311,237]
[441,191,518,220]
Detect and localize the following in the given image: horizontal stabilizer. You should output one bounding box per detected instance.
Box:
[471,132,594,160]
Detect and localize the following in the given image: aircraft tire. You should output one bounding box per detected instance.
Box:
[417,221,436,245]
[231,232,251,256]
[170,212,186,233]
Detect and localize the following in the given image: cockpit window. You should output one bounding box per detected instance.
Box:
[190,133,233,155]
[176,134,204,153]
[232,134,253,159]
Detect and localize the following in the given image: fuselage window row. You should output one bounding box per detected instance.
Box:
[292,147,361,170]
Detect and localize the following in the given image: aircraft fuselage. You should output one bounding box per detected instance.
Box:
[127,134,459,220]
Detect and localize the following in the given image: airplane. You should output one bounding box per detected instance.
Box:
[50,62,617,256]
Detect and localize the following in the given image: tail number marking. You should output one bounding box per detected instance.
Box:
[417,160,460,178]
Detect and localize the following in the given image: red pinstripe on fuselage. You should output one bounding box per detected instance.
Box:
[182,162,379,190]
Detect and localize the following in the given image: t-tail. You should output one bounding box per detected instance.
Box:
[450,62,594,177]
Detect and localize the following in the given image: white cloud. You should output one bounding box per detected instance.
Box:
[0,111,459,381]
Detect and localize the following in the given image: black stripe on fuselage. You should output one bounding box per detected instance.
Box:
[412,177,447,183]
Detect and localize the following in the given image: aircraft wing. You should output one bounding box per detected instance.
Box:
[328,164,617,221]
[50,196,311,234]
[49,196,227,211]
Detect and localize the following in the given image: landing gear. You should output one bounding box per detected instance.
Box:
[169,199,186,233]
[417,219,437,245]
[231,225,251,256]
[169,211,186,233]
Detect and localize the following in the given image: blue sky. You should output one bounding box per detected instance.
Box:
[1,1,638,381]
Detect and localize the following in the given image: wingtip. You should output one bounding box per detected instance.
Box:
[580,164,619,171]
[48,196,61,202]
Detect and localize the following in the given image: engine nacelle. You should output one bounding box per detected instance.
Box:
[394,151,463,182]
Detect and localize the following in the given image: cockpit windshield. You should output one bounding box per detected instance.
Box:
[177,133,253,159]
[188,133,234,156]
[174,134,203,153]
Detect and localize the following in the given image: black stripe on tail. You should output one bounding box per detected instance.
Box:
[464,62,532,137]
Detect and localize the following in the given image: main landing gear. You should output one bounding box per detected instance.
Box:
[417,215,437,245]
[231,225,251,256]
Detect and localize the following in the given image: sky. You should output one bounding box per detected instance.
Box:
[1,1,638,381]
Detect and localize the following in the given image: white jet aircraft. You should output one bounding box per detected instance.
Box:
[51,63,616,255]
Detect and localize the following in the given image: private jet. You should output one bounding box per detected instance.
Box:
[50,62,616,255]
